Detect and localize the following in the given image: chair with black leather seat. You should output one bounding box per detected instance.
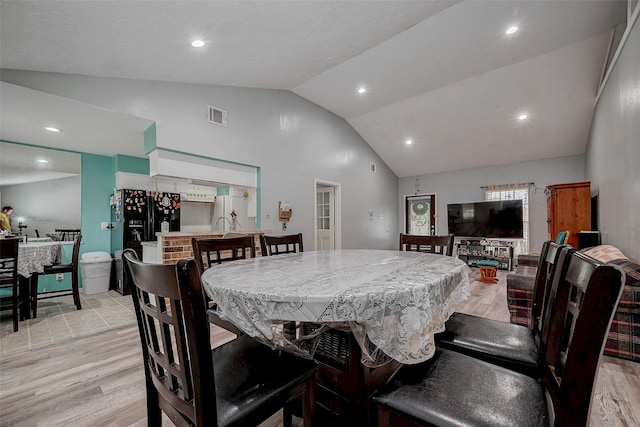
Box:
[436,241,564,377]
[374,248,625,427]
[399,233,454,256]
[123,249,318,427]
[0,238,21,331]
[260,233,303,256]
[192,236,256,335]
[31,233,82,318]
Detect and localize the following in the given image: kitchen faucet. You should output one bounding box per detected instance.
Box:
[215,216,232,230]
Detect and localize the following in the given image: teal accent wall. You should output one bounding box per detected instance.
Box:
[144,123,157,154]
[112,154,149,174]
[217,187,230,196]
[81,153,114,254]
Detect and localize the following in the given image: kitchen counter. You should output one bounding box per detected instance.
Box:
[143,230,270,264]
[154,230,266,237]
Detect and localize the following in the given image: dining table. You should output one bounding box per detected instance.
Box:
[17,240,62,319]
[201,249,471,425]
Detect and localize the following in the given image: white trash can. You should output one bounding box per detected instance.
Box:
[80,251,113,294]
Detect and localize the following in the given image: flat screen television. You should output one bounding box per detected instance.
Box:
[447,200,524,238]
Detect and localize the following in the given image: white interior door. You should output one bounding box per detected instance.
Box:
[316,186,335,250]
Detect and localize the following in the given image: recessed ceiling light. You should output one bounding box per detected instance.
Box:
[405,139,413,145]
[45,127,61,132]
[506,26,519,35]
[518,114,528,121]
[357,87,367,94]
[37,159,49,164]
[191,40,205,48]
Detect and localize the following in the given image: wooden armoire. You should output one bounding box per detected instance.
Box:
[546,181,591,248]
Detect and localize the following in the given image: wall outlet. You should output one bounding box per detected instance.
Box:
[56,273,64,281]
[101,222,109,230]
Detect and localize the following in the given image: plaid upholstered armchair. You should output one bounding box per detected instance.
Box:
[506,244,640,362]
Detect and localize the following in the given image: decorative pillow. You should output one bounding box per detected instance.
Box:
[582,245,628,263]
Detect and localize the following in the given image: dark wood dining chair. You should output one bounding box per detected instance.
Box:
[122,250,318,427]
[192,236,255,335]
[260,233,303,256]
[374,248,624,427]
[54,228,81,242]
[0,237,21,331]
[192,235,255,268]
[399,233,454,256]
[259,233,304,339]
[436,241,565,377]
[31,233,82,318]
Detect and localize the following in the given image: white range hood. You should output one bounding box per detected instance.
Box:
[180,193,216,203]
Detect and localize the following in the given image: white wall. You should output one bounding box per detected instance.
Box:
[0,175,81,236]
[398,155,586,254]
[586,14,640,260]
[1,71,400,249]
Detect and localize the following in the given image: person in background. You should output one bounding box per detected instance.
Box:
[0,206,13,232]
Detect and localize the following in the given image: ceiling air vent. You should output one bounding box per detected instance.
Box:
[370,162,377,173]
[207,105,228,127]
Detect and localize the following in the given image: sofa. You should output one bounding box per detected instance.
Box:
[506,245,640,362]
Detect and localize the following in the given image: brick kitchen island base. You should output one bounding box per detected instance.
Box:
[141,231,268,264]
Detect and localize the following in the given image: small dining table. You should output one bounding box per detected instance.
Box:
[201,249,470,424]
[17,241,62,319]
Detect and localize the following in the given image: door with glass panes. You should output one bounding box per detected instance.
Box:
[406,195,436,235]
[316,186,334,250]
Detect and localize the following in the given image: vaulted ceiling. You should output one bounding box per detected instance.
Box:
[0,1,628,179]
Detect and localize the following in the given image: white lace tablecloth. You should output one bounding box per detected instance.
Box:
[18,241,61,276]
[202,249,470,366]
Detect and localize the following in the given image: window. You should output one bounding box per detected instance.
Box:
[317,191,331,230]
[484,183,530,258]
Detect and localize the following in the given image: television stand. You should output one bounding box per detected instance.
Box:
[456,239,514,270]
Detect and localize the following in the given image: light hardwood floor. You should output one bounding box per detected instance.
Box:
[1,272,639,426]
